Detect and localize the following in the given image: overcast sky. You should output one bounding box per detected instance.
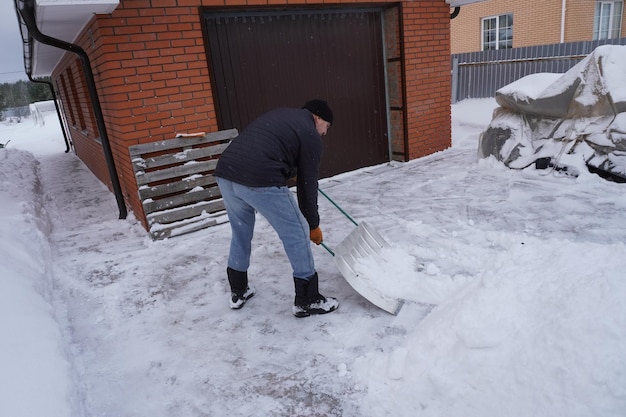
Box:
[1,1,29,84]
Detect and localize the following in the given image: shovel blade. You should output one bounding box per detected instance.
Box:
[334,221,403,315]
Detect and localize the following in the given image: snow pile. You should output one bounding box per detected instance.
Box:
[354,231,626,416]
[0,148,73,417]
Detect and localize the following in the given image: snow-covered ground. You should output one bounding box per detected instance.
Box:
[1,97,625,417]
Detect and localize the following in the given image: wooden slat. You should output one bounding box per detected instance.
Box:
[128,129,236,240]
[138,176,218,200]
[134,160,218,186]
[135,142,229,170]
[150,211,229,240]
[147,200,226,225]
[142,185,222,214]
[129,128,238,156]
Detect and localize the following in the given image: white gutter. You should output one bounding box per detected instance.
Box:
[561,0,567,43]
[446,0,487,6]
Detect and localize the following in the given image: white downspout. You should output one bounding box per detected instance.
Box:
[561,0,567,43]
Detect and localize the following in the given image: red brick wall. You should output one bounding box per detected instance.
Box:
[402,1,452,159]
[54,1,218,224]
[52,0,452,229]
[53,57,114,190]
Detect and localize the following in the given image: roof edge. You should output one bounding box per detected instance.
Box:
[446,0,488,7]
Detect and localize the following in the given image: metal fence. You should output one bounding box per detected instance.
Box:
[451,37,626,103]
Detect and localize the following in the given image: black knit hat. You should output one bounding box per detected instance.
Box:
[303,99,334,125]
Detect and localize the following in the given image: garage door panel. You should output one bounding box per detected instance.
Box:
[204,8,389,178]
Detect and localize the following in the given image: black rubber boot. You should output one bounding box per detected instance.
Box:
[294,277,310,310]
[293,273,338,318]
[227,267,255,309]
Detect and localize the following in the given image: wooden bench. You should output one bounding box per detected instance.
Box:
[129,129,237,240]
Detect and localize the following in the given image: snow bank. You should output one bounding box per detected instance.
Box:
[0,148,73,417]
[354,230,626,416]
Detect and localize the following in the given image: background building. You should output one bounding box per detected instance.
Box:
[451,0,625,53]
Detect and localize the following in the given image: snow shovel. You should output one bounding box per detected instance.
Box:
[318,189,404,315]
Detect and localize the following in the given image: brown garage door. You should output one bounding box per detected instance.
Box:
[203,8,390,179]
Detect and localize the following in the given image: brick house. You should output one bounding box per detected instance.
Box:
[16,0,478,231]
[451,0,626,54]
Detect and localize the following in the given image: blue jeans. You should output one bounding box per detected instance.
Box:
[217,177,316,280]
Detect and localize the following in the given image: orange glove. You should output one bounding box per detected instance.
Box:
[310,227,323,245]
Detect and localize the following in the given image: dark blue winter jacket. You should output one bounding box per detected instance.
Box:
[214,108,323,229]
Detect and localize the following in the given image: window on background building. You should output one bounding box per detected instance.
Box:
[482,13,513,51]
[593,1,623,40]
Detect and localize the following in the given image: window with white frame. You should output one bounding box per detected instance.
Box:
[482,13,513,51]
[593,1,623,40]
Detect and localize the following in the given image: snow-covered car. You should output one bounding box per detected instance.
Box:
[479,44,626,180]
